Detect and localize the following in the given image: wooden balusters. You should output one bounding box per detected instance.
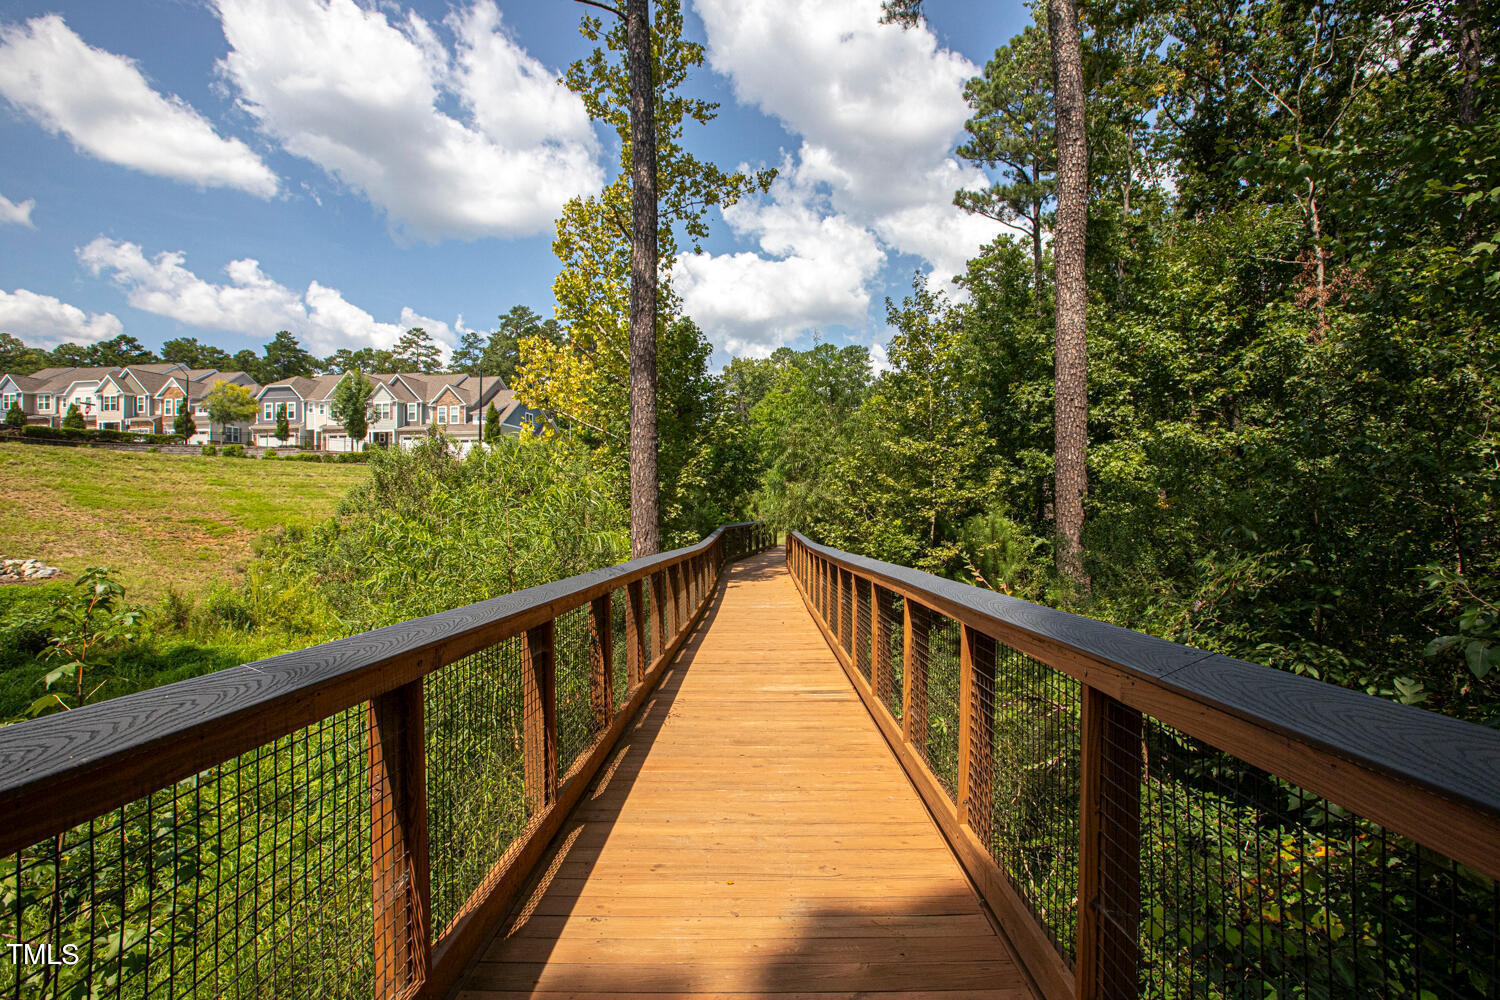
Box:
[522,620,557,812]
[1077,686,1143,1000]
[957,624,997,840]
[369,680,432,999]
[901,600,929,752]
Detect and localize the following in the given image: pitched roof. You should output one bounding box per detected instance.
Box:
[0,373,45,391]
[25,367,77,381]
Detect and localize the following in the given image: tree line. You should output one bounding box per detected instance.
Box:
[0,305,567,386]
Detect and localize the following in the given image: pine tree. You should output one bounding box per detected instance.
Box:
[392,327,442,373]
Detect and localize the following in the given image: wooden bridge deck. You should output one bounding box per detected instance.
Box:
[456,550,1035,1000]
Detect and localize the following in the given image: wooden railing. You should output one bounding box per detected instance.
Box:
[787,533,1500,1000]
[0,522,775,1000]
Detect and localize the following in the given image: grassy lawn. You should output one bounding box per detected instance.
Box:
[0,443,366,599]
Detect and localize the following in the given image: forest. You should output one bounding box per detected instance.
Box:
[1,1,1496,998]
[2,0,1495,729]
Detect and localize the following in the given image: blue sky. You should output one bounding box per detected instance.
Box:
[0,0,1028,370]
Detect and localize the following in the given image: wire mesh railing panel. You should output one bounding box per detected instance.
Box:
[988,637,1082,965]
[919,612,963,800]
[1,707,381,1000]
[1120,717,1500,1000]
[855,577,873,683]
[882,591,904,722]
[424,635,529,937]
[841,571,855,657]
[554,603,602,782]
[611,588,629,712]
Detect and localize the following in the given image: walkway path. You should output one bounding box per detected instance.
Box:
[455,550,1034,999]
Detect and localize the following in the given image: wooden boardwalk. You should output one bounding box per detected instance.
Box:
[455,550,1035,1000]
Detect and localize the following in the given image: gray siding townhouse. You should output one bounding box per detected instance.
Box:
[1,364,260,440]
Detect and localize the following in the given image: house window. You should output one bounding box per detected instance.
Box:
[39,395,51,411]
[137,395,148,415]
[407,402,417,421]
[1,393,14,410]
[264,403,274,421]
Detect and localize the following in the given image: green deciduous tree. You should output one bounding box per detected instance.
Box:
[0,333,49,375]
[202,381,258,442]
[4,401,23,428]
[331,370,375,448]
[275,406,290,444]
[32,568,143,717]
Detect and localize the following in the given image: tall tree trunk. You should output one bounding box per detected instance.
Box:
[626,0,661,557]
[1048,0,1090,591]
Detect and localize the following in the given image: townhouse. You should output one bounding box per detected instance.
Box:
[1,364,261,443]
[250,372,546,452]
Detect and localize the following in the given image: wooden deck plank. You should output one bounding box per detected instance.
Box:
[454,551,1036,1000]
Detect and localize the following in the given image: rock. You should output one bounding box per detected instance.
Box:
[0,557,62,584]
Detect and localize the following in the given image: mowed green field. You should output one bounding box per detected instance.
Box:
[0,443,366,598]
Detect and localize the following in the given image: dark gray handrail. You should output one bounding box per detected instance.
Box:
[791,532,1500,832]
[0,522,767,854]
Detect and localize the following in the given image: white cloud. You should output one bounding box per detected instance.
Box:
[0,15,277,197]
[0,288,122,348]
[0,192,34,228]
[214,0,603,241]
[867,341,892,377]
[675,163,884,356]
[78,237,457,358]
[678,0,1003,353]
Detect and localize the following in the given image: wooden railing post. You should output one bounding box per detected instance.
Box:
[589,594,613,727]
[1077,686,1143,1000]
[625,580,647,688]
[522,620,557,813]
[901,600,929,752]
[957,624,996,840]
[369,680,431,999]
[650,571,668,662]
[872,584,894,704]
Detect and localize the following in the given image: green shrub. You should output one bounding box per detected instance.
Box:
[148,446,160,453]
[263,447,277,459]
[155,588,194,631]
[201,584,254,630]
[221,444,246,458]
[201,444,218,457]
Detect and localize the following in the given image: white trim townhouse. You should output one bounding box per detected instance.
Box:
[253,372,545,454]
[1,364,260,440]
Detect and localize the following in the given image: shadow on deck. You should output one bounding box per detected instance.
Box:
[454,550,1037,999]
